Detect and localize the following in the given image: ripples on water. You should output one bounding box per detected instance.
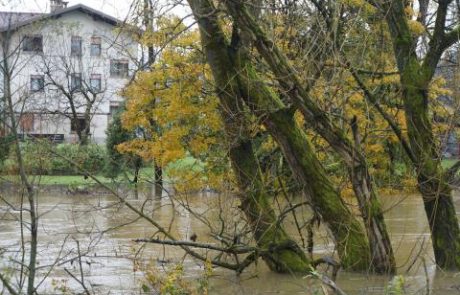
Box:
[1,187,460,294]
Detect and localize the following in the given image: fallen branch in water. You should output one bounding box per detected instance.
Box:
[133,238,257,254]
[133,238,260,273]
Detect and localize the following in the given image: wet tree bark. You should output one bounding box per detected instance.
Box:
[368,0,460,269]
[231,50,372,270]
[188,0,384,271]
[188,0,311,273]
[401,59,460,269]
[224,1,394,273]
[263,110,371,270]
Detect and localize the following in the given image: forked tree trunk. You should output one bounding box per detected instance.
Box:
[379,0,460,269]
[263,110,371,270]
[188,0,311,273]
[225,1,394,273]
[233,50,372,270]
[401,59,460,269]
[230,138,311,273]
[189,0,380,272]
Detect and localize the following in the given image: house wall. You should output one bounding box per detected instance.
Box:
[2,9,137,144]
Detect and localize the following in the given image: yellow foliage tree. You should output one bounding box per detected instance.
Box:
[119,17,226,192]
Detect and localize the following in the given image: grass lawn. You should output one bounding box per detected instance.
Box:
[0,156,204,186]
[1,174,118,186]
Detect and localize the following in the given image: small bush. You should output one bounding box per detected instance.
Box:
[51,143,106,175]
[0,134,15,166]
[4,140,107,175]
[22,139,54,174]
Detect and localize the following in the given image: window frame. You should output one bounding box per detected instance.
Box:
[70,117,89,134]
[70,73,82,91]
[23,35,43,52]
[19,112,34,133]
[70,36,82,56]
[30,75,45,92]
[89,74,102,92]
[110,59,129,78]
[90,36,102,57]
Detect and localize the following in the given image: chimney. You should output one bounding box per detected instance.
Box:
[50,0,68,13]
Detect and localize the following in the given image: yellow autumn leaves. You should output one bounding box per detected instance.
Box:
[118,9,453,195]
[118,17,227,192]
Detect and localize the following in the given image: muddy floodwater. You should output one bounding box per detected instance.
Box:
[1,187,460,294]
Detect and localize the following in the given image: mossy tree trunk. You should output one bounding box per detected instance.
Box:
[225,1,394,273]
[189,0,381,272]
[188,0,311,273]
[371,0,460,269]
[230,48,372,270]
[263,110,371,270]
[401,58,460,269]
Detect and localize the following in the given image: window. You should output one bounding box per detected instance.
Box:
[23,35,43,52]
[89,74,101,92]
[110,59,129,77]
[90,36,101,56]
[108,104,119,124]
[71,36,82,56]
[19,113,34,132]
[70,73,82,91]
[30,75,44,92]
[70,117,88,133]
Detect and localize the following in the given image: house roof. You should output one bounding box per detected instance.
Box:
[0,4,126,32]
[0,12,44,31]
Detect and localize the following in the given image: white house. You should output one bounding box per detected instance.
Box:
[0,0,138,144]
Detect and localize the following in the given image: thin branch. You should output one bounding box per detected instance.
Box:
[346,63,417,164]
[133,238,257,254]
[0,272,19,295]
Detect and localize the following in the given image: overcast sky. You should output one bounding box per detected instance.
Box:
[1,0,192,23]
[1,0,139,19]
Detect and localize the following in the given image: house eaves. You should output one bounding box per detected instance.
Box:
[0,4,130,33]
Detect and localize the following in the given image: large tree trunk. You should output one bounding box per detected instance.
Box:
[188,0,311,273]
[230,138,311,273]
[263,110,371,270]
[376,0,460,269]
[226,4,394,272]
[190,0,380,271]
[232,51,372,270]
[400,59,460,269]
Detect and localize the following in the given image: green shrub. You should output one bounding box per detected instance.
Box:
[22,139,54,174]
[0,134,15,168]
[104,104,143,178]
[52,144,106,175]
[4,140,107,175]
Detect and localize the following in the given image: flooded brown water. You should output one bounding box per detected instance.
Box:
[1,187,460,294]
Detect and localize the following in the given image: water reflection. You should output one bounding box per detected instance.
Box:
[1,188,459,294]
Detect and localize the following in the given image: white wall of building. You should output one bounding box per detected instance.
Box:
[3,8,137,144]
